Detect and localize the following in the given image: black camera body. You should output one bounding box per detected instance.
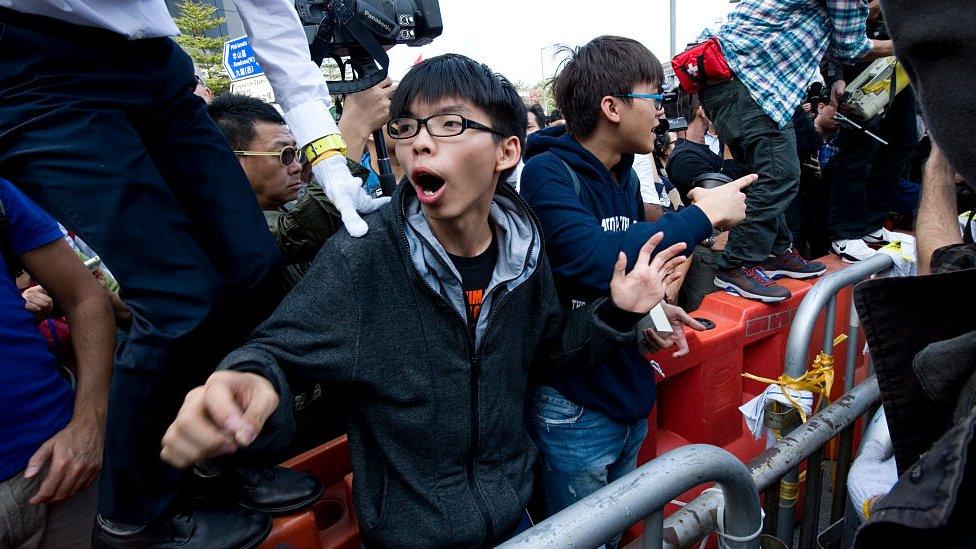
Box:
[296,0,442,56]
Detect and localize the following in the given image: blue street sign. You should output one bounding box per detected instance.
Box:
[223,36,264,81]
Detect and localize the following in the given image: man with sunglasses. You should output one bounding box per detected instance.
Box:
[210,94,374,292]
[520,37,755,536]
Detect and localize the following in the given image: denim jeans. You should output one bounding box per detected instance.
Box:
[528,385,648,547]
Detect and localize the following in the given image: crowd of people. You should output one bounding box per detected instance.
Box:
[1,0,973,548]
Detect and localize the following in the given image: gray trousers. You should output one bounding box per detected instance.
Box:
[0,470,98,548]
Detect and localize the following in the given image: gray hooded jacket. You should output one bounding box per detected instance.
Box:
[221,182,638,548]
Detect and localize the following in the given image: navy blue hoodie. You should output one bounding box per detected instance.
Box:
[520,125,712,422]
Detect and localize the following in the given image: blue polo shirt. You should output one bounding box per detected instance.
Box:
[0,179,73,481]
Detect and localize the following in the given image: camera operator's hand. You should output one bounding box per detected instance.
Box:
[338,77,395,161]
[829,80,846,108]
[160,371,279,469]
[314,154,390,237]
[687,174,756,230]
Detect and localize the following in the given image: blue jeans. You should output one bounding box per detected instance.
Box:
[529,385,648,532]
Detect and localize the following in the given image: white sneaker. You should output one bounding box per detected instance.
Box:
[862,227,902,246]
[832,239,878,263]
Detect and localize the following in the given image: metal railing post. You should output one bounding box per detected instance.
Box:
[662,377,881,548]
[499,445,761,549]
[783,254,891,378]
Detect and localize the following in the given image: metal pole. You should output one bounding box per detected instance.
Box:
[822,296,836,355]
[644,510,664,549]
[670,0,677,58]
[662,377,881,548]
[798,447,824,549]
[844,306,860,392]
[499,445,761,549]
[784,254,892,378]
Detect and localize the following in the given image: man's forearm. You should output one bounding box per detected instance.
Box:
[917,148,962,274]
[338,117,370,162]
[860,39,894,60]
[63,294,115,422]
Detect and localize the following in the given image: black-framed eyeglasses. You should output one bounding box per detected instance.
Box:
[194,74,205,87]
[387,113,505,140]
[234,145,304,166]
[614,93,665,110]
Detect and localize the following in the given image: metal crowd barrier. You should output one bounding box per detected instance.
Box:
[498,445,762,549]
[663,253,894,548]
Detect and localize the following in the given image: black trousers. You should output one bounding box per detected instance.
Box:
[0,10,283,525]
[824,78,919,240]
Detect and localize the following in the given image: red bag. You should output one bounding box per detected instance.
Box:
[671,37,733,94]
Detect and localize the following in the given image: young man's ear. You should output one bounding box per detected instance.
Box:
[600,95,623,124]
[495,135,521,174]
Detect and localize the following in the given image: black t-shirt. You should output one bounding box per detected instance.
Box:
[666,138,745,201]
[447,234,498,328]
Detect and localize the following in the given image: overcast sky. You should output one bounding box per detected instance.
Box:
[382,0,738,85]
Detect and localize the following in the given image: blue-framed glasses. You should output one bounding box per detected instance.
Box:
[614,93,665,109]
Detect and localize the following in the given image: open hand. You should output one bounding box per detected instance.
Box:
[610,232,688,314]
[161,371,279,469]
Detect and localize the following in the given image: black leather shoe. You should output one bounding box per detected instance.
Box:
[93,506,272,549]
[195,464,324,516]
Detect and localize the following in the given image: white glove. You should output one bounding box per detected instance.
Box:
[847,439,898,519]
[313,154,390,237]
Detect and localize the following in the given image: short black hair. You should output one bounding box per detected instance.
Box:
[552,36,664,139]
[527,103,547,129]
[390,54,526,183]
[208,93,286,150]
[547,108,563,124]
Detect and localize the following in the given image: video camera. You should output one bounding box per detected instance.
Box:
[295,0,442,197]
[654,91,681,135]
[295,0,442,93]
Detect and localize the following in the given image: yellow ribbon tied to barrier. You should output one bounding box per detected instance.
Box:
[742,334,846,423]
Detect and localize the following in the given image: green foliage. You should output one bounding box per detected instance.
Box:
[173,1,230,95]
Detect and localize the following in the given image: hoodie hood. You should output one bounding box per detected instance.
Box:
[524,124,636,190]
[396,182,541,350]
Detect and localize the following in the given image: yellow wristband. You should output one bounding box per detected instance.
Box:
[303,134,347,163]
[309,149,344,166]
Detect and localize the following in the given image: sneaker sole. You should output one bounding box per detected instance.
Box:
[713,277,789,303]
[763,267,827,280]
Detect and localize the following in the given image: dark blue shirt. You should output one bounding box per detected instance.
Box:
[0,179,73,481]
[521,126,712,422]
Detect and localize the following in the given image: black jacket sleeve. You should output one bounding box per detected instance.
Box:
[532,253,641,371]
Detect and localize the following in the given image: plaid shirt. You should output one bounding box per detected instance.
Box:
[701,0,872,128]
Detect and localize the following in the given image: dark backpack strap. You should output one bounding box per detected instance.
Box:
[557,157,582,197]
[629,169,641,200]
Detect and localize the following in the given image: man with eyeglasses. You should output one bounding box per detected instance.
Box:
[0,1,387,547]
[520,36,755,539]
[158,53,689,548]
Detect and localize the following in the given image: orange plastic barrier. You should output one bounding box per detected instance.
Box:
[264,255,871,548]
